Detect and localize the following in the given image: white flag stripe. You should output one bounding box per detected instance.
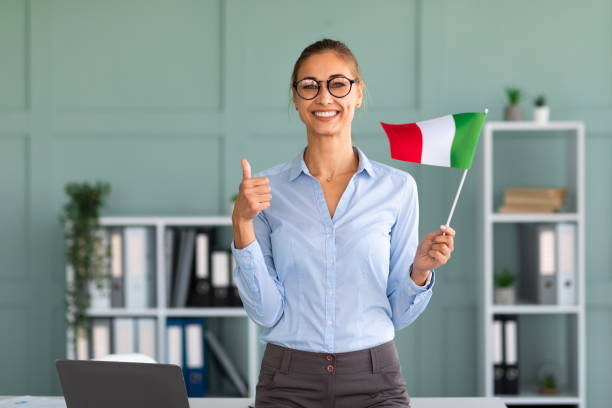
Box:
[417,114,455,167]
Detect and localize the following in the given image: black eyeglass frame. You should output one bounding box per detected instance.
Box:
[292,75,360,100]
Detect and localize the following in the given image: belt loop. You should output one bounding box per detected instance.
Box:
[280,349,291,374]
[370,347,380,374]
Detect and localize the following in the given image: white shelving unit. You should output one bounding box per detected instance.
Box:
[66,216,259,398]
[479,121,586,407]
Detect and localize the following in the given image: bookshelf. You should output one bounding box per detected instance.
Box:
[478,121,586,407]
[65,216,259,398]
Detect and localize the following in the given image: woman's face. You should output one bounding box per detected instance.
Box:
[293,51,363,138]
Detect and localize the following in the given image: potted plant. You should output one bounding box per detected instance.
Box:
[231,193,238,214]
[494,267,516,304]
[60,181,111,355]
[533,94,550,124]
[504,87,523,121]
[537,361,561,394]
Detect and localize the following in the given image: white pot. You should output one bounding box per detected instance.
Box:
[494,286,516,305]
[533,106,550,124]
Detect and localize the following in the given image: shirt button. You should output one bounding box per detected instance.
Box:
[329,258,334,264]
[328,289,333,295]
[326,354,333,362]
[328,228,333,234]
[327,365,335,373]
[328,320,332,326]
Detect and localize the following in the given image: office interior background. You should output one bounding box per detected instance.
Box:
[0,0,610,406]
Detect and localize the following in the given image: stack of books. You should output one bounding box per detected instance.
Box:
[498,187,567,213]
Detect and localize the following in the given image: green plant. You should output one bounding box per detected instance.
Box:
[505,87,521,105]
[534,95,547,107]
[540,374,556,388]
[494,267,516,287]
[60,181,111,353]
[231,193,239,202]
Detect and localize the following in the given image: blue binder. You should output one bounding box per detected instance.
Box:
[182,318,207,397]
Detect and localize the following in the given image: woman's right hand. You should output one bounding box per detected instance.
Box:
[232,158,272,223]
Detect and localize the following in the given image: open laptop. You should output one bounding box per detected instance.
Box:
[56,359,189,408]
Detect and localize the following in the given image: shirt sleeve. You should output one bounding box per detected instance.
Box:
[387,174,436,331]
[231,210,285,328]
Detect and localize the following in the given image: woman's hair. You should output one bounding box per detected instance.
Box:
[289,38,368,110]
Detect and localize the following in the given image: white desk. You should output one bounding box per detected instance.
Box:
[1,396,507,407]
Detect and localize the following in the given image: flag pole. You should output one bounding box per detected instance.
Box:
[442,108,488,236]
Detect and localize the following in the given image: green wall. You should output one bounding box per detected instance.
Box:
[0,0,610,404]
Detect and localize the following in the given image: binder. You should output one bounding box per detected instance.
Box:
[519,223,557,304]
[110,228,125,308]
[172,229,196,307]
[91,318,112,359]
[230,254,242,307]
[211,250,231,307]
[165,228,177,307]
[75,326,90,360]
[205,330,248,397]
[556,223,577,305]
[187,232,212,307]
[166,318,184,368]
[124,227,156,309]
[503,315,519,394]
[492,316,505,394]
[113,318,136,355]
[184,318,207,397]
[89,227,111,309]
[137,318,157,360]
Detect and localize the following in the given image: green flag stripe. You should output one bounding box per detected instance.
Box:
[450,112,486,169]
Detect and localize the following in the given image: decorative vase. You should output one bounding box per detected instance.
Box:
[494,286,516,305]
[533,106,550,124]
[504,105,523,121]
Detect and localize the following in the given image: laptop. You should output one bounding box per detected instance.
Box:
[56,359,189,408]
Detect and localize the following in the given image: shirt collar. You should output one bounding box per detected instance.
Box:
[288,145,375,182]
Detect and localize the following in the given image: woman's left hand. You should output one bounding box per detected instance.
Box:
[412,225,456,274]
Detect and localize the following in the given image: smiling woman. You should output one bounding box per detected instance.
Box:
[231,38,455,408]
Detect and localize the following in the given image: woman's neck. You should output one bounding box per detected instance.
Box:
[303,131,359,182]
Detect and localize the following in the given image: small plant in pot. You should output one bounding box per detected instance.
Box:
[533,94,550,124]
[494,267,516,304]
[504,87,523,121]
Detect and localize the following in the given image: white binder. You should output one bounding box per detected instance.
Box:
[556,223,577,305]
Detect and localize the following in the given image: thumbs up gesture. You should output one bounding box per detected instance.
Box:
[232,158,272,222]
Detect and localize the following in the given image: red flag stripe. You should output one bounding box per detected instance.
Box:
[380,122,423,163]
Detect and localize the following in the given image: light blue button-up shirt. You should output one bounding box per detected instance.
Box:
[231,145,435,353]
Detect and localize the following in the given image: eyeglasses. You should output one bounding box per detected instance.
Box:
[293,75,359,100]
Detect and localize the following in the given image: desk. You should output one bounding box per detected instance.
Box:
[1,396,507,407]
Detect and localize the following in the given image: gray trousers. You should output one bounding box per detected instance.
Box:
[255,340,411,408]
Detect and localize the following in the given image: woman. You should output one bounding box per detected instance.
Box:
[231,39,455,408]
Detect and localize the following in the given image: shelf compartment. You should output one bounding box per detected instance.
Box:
[492,314,579,403]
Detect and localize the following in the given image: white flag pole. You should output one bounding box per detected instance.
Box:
[442,108,488,236]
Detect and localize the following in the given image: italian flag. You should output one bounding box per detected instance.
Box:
[380,112,486,169]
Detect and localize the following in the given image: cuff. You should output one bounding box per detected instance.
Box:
[230,239,261,270]
[407,269,435,292]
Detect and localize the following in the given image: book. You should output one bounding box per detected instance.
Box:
[498,204,558,213]
[504,187,567,200]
